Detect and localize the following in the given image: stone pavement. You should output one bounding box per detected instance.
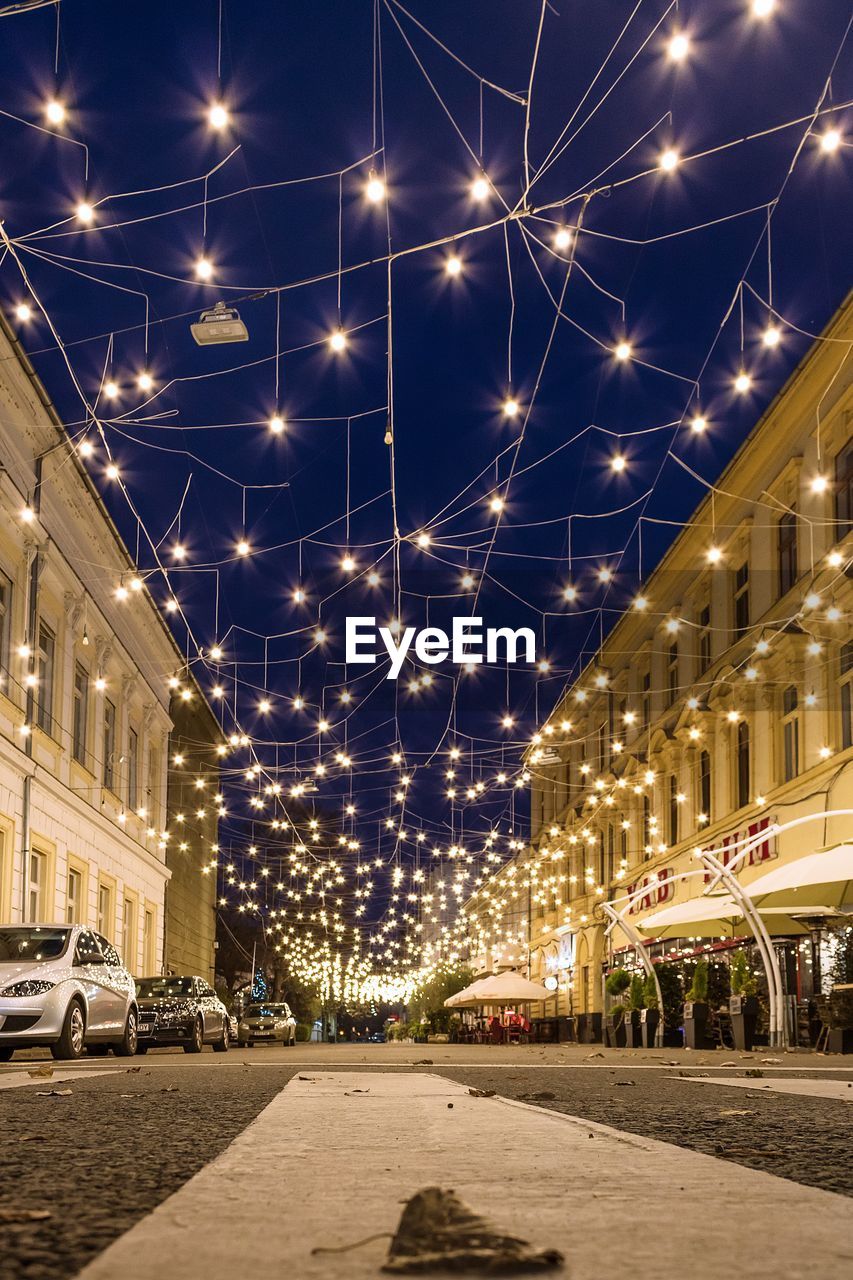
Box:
[78,1071,853,1280]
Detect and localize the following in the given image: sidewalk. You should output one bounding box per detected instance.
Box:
[77,1071,853,1280]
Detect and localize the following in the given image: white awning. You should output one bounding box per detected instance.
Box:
[445,969,551,1006]
[637,894,817,939]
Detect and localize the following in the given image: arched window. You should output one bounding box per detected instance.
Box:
[781,685,799,781]
[736,721,750,809]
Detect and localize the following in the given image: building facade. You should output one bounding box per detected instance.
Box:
[463,297,853,1031]
[0,311,214,975]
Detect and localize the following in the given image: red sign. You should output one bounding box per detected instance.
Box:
[626,867,675,914]
[702,817,775,883]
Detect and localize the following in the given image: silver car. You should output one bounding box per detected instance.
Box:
[237,1001,297,1047]
[0,924,138,1061]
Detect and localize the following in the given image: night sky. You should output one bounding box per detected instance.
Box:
[1,0,851,972]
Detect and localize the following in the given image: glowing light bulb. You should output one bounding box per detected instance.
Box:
[554,226,573,250]
[45,99,66,125]
[20,506,35,523]
[103,380,119,400]
[194,256,213,281]
[470,174,490,201]
[105,463,120,480]
[614,341,632,361]
[76,201,94,224]
[137,371,153,392]
[706,545,723,565]
[690,414,707,433]
[365,171,386,203]
[563,584,577,602]
[210,646,223,661]
[236,539,250,557]
[598,567,613,584]
[502,397,520,418]
[734,370,752,394]
[416,532,431,548]
[762,324,781,348]
[292,587,305,603]
[329,329,348,353]
[269,414,285,434]
[341,555,356,572]
[15,302,32,322]
[633,595,648,610]
[610,454,627,472]
[258,699,271,713]
[658,148,680,173]
[819,128,841,154]
[208,102,229,130]
[810,474,829,494]
[172,543,187,561]
[667,31,690,62]
[79,439,94,457]
[751,0,776,17]
[827,550,843,568]
[489,495,504,513]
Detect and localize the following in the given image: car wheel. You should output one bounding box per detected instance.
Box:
[237,1040,247,1049]
[136,1044,149,1055]
[51,999,86,1060]
[0,1047,14,1062]
[183,1016,204,1054]
[113,1008,139,1057]
[212,1021,230,1053]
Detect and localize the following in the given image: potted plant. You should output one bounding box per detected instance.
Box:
[729,951,759,1050]
[604,969,631,1047]
[683,959,713,1049]
[640,972,660,1048]
[625,973,645,1048]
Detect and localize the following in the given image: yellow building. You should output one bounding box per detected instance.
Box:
[464,295,853,1040]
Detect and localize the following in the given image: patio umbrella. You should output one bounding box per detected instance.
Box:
[458,970,552,1004]
[637,894,812,940]
[444,979,492,1009]
[742,844,853,911]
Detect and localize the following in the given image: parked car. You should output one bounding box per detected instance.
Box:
[0,924,138,1061]
[368,1031,386,1043]
[135,975,230,1053]
[237,1001,296,1047]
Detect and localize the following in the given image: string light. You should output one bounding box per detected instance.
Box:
[762,324,781,347]
[269,414,285,434]
[690,414,707,433]
[658,148,680,173]
[195,256,214,281]
[445,254,463,276]
[14,302,32,322]
[44,99,66,125]
[365,171,386,203]
[207,102,230,130]
[610,454,627,472]
[137,371,154,392]
[751,0,776,18]
[502,397,520,418]
[734,370,753,394]
[667,32,690,63]
[819,128,841,154]
[328,329,348,352]
[76,201,95,224]
[470,174,491,201]
[614,341,632,361]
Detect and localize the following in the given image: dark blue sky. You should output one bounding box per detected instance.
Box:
[1,0,851,949]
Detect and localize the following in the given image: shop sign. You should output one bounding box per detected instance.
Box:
[626,867,675,914]
[702,816,776,883]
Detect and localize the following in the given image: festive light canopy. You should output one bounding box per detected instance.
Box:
[0,0,850,1002]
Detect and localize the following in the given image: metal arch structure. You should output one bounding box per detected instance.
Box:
[600,900,665,1047]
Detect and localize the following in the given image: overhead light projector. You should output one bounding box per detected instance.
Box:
[191,301,249,346]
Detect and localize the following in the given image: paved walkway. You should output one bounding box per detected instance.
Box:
[78,1071,853,1280]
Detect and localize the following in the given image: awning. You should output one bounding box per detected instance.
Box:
[743,843,853,910]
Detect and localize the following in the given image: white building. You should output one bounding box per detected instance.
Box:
[0,311,186,974]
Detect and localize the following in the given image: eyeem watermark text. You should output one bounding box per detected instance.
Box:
[345,617,537,679]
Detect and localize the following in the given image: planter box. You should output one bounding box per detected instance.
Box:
[558,1016,576,1044]
[625,1010,642,1048]
[604,1013,627,1048]
[577,1012,603,1044]
[827,1028,853,1054]
[684,1001,714,1050]
[640,1008,660,1048]
[729,995,759,1051]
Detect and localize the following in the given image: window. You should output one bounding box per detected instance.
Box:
[73,663,89,765]
[35,620,55,734]
[668,775,679,846]
[697,604,711,675]
[836,439,853,537]
[143,908,157,974]
[782,685,800,781]
[778,513,798,596]
[97,881,114,940]
[147,745,160,824]
[667,642,679,705]
[733,562,749,637]
[28,849,48,921]
[698,750,712,822]
[642,794,651,856]
[103,699,116,792]
[127,728,139,811]
[841,642,853,752]
[96,934,122,967]
[642,670,651,728]
[122,897,137,970]
[736,721,750,809]
[66,866,84,924]
[0,569,11,680]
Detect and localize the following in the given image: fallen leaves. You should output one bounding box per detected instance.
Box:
[611,1081,636,1087]
[718,1109,753,1117]
[525,1091,556,1101]
[0,1208,51,1223]
[413,1059,434,1066]
[160,1084,179,1093]
[26,1064,54,1079]
[467,1089,496,1098]
[34,1088,72,1097]
[744,1069,764,1078]
[344,1088,371,1096]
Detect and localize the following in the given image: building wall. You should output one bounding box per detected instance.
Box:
[0,310,215,977]
[163,695,222,981]
[464,295,853,1016]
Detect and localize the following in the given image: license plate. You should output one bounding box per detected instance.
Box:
[254,1031,274,1038]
